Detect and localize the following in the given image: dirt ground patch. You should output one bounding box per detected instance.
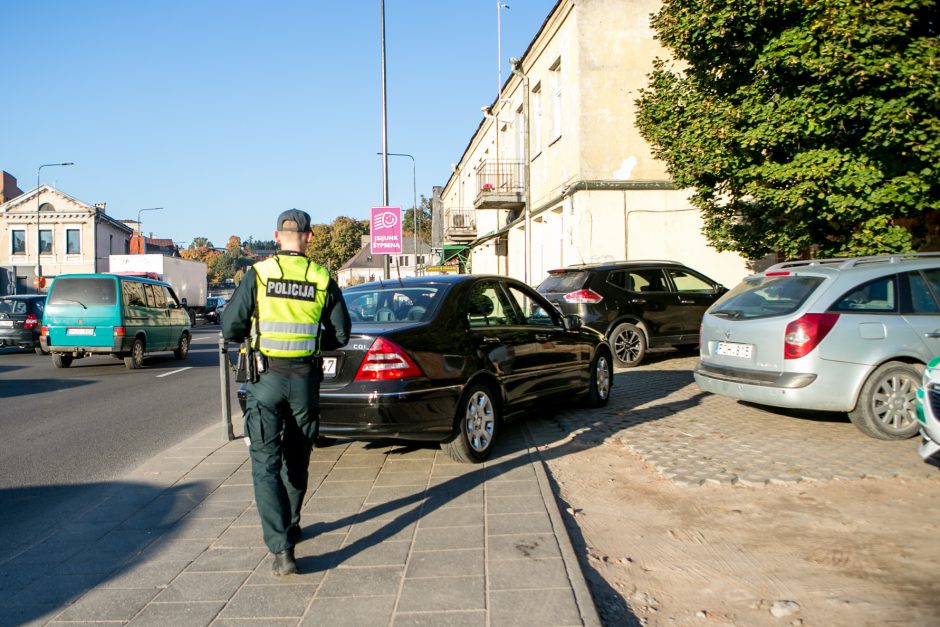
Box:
[540,438,940,626]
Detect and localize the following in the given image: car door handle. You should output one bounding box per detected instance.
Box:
[535,334,549,342]
[630,298,646,304]
[482,337,501,344]
[679,298,695,304]
[926,332,940,338]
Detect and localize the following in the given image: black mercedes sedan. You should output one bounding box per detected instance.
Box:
[0,295,46,354]
[240,275,612,462]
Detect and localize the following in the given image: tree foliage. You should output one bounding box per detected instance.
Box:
[635,0,938,259]
[402,196,433,243]
[305,216,370,273]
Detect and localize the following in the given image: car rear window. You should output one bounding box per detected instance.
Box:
[538,271,589,293]
[0,299,28,315]
[48,277,117,306]
[709,275,824,320]
[344,286,440,323]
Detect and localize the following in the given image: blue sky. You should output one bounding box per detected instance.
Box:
[2,0,557,248]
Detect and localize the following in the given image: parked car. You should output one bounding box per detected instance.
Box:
[41,274,192,369]
[537,260,726,368]
[916,356,940,461]
[238,275,612,462]
[0,295,47,354]
[695,253,940,440]
[204,296,226,325]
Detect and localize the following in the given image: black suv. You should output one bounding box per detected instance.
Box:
[537,261,726,367]
[0,295,47,354]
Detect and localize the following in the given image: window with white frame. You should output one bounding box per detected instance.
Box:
[532,82,542,156]
[40,229,53,254]
[549,59,562,141]
[66,228,81,254]
[11,229,26,254]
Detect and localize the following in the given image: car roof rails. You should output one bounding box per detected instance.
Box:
[765,252,940,272]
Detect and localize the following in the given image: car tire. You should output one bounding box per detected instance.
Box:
[610,322,646,368]
[52,353,72,368]
[442,382,499,463]
[174,333,190,359]
[583,346,613,408]
[188,310,196,326]
[848,361,922,440]
[124,338,145,370]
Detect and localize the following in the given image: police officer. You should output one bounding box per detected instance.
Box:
[221,209,351,576]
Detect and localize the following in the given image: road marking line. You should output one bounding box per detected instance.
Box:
[157,367,192,378]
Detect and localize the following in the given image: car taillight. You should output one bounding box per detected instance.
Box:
[24,313,38,329]
[564,289,603,304]
[41,325,49,336]
[354,337,424,381]
[114,327,126,337]
[784,313,839,359]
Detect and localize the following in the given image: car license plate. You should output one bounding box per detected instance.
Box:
[67,328,94,336]
[715,341,753,358]
[322,357,337,378]
[0,320,12,327]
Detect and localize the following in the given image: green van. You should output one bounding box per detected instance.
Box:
[41,273,192,369]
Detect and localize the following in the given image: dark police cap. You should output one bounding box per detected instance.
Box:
[276,209,312,232]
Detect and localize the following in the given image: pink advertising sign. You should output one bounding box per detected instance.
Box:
[371,206,402,255]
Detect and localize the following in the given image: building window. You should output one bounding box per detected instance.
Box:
[67,228,81,254]
[40,229,53,254]
[532,82,542,155]
[11,230,26,254]
[549,59,562,141]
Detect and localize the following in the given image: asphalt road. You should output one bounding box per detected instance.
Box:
[0,326,234,562]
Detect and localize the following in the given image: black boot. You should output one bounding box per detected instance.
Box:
[272,547,298,576]
[287,524,303,544]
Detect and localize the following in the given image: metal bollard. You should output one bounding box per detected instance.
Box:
[219,332,235,441]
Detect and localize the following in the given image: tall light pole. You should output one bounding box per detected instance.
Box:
[377,152,417,268]
[137,207,163,254]
[380,0,390,280]
[511,58,531,284]
[36,162,74,286]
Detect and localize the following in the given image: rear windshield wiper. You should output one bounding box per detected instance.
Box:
[710,309,742,319]
[60,298,88,309]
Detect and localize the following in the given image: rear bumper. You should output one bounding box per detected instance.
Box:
[41,336,132,354]
[694,360,857,412]
[0,330,39,348]
[238,382,463,442]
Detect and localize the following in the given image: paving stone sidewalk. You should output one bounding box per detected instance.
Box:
[548,354,938,487]
[0,423,600,627]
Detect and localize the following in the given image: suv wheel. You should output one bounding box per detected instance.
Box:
[610,322,646,368]
[124,338,145,370]
[52,353,72,368]
[848,361,922,440]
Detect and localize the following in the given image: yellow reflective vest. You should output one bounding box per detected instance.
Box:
[253,255,331,358]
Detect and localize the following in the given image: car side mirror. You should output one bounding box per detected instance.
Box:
[562,314,582,331]
[167,302,178,310]
[715,285,728,295]
[181,298,188,307]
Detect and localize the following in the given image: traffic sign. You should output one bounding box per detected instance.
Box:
[370,206,402,255]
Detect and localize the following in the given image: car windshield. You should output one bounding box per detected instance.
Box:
[0,299,29,315]
[48,278,117,306]
[538,271,589,293]
[709,275,824,320]
[344,286,441,323]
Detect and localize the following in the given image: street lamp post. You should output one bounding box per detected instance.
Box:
[136,207,164,254]
[378,152,418,271]
[511,58,531,284]
[36,162,74,287]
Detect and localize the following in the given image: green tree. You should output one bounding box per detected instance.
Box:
[402,196,433,243]
[635,0,938,259]
[306,216,369,273]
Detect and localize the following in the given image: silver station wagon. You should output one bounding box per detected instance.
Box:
[695,253,940,440]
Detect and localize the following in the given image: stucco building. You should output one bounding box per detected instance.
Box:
[437,0,765,288]
[0,185,133,294]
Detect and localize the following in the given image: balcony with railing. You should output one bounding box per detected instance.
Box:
[443,208,477,242]
[474,160,525,210]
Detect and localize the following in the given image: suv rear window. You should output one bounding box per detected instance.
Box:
[709,275,824,320]
[538,271,589,293]
[48,278,117,306]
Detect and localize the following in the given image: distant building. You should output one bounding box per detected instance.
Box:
[336,235,432,288]
[1,171,24,203]
[0,185,133,294]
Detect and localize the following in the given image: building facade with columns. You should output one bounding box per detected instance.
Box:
[437,0,767,288]
[0,185,133,294]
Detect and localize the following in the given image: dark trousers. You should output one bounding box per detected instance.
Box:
[243,371,318,553]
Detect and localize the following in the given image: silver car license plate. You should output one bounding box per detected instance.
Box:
[322,356,337,378]
[715,341,752,358]
[67,328,94,336]
[0,320,12,327]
